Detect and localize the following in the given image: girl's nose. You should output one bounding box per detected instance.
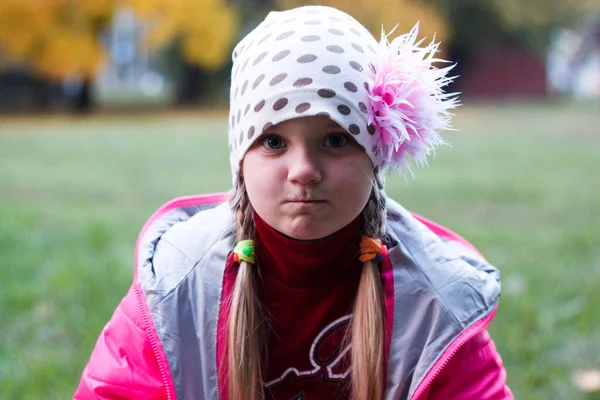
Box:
[286,148,323,185]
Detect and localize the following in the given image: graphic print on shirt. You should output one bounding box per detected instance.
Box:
[265,315,352,399]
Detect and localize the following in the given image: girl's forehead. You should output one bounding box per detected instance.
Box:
[270,116,343,131]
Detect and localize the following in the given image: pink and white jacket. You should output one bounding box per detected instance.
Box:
[74,193,513,399]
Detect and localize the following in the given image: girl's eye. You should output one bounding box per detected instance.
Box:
[323,133,348,148]
[262,135,286,150]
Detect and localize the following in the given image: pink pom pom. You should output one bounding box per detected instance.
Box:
[368,22,459,176]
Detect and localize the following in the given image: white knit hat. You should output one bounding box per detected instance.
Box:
[228,5,458,184]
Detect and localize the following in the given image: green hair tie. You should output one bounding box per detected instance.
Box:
[233,240,255,264]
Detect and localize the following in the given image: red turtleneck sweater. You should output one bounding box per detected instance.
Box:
[218,213,363,400]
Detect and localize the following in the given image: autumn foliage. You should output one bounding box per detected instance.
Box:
[0,0,596,81]
[0,0,237,80]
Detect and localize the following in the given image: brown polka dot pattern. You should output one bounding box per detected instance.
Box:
[326,45,344,53]
[344,82,358,92]
[322,65,341,74]
[368,124,376,135]
[254,99,265,112]
[358,102,368,113]
[294,77,313,87]
[252,74,265,89]
[297,54,318,63]
[253,52,267,66]
[270,73,287,86]
[244,104,250,115]
[318,88,336,98]
[301,35,320,42]
[272,50,291,62]
[258,33,272,45]
[296,103,311,113]
[248,126,256,139]
[276,31,294,40]
[349,124,360,135]
[273,98,289,111]
[241,58,250,72]
[262,122,274,132]
[349,61,363,72]
[337,105,351,115]
[352,43,364,53]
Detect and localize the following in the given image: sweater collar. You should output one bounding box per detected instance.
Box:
[253,212,362,289]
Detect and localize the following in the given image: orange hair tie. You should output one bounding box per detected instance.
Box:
[359,236,383,263]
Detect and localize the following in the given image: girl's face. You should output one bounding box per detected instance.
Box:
[242,116,374,240]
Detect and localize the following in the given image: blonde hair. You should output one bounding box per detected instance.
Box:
[226,173,387,400]
[352,173,387,400]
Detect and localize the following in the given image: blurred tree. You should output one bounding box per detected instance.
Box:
[0,0,112,111]
[430,0,598,55]
[277,0,449,45]
[491,0,598,50]
[131,0,237,71]
[0,0,238,111]
[130,0,238,105]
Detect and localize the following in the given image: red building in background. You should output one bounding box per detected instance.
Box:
[457,47,548,99]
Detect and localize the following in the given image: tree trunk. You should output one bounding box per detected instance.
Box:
[174,62,208,105]
[32,78,53,111]
[72,78,93,113]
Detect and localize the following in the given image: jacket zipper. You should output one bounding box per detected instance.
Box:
[134,284,175,400]
[410,307,497,400]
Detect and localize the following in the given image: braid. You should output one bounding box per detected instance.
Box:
[361,173,387,239]
[227,175,264,400]
[230,177,256,239]
[351,173,387,400]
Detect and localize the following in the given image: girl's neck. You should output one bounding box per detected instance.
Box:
[253,212,362,289]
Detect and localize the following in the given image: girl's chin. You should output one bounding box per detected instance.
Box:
[279,216,340,241]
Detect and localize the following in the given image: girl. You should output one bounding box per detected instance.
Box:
[75,5,512,400]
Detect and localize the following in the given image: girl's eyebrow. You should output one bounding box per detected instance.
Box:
[320,122,344,130]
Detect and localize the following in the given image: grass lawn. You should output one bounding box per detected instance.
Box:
[0,102,599,399]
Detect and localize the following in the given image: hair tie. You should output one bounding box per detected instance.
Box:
[360,236,383,263]
[233,240,256,264]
